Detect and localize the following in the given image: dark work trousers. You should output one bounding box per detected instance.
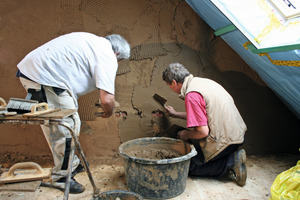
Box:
[189,142,242,177]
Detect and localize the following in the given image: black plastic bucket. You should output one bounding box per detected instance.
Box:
[96,190,143,200]
[119,137,197,199]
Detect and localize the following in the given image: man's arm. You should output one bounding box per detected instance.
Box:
[178,125,209,141]
[165,105,187,119]
[99,89,115,118]
[165,105,209,140]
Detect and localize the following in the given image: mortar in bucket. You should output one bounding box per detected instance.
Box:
[119,137,197,199]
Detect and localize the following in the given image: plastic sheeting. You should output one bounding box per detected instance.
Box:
[186,0,300,119]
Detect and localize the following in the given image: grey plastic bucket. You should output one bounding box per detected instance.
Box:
[119,137,197,199]
[97,190,143,200]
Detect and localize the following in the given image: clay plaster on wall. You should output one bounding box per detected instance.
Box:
[0,0,299,166]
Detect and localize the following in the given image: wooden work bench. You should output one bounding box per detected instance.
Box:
[0,109,100,199]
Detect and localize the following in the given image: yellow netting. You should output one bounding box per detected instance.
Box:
[243,42,300,67]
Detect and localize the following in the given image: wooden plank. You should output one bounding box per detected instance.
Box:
[0,180,41,192]
[0,109,77,121]
[23,108,61,118]
[32,109,77,119]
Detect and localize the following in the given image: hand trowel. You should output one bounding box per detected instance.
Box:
[153,94,167,108]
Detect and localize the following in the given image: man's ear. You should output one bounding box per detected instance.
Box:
[172,79,178,86]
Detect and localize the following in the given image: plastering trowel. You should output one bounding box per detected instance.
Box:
[0,162,51,192]
[0,162,51,184]
[153,94,167,107]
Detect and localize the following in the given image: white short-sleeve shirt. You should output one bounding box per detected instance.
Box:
[17,32,118,99]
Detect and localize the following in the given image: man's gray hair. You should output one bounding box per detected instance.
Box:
[105,34,130,60]
[162,63,190,84]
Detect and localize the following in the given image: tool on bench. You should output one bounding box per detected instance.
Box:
[6,98,61,117]
[0,97,17,116]
[7,98,39,114]
[23,102,61,118]
[6,88,47,114]
[0,97,7,111]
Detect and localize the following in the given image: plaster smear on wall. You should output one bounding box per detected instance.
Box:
[73,0,217,143]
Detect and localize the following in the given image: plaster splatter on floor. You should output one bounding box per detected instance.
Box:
[0,154,298,200]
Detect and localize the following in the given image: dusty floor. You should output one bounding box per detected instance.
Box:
[0,154,298,200]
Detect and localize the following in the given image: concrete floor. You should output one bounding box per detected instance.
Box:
[0,154,298,200]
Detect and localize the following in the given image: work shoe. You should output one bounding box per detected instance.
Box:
[72,163,86,177]
[229,149,247,186]
[56,177,85,194]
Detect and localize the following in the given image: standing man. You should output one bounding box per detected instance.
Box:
[162,63,247,186]
[16,32,130,193]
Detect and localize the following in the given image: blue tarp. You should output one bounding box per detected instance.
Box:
[186,0,300,119]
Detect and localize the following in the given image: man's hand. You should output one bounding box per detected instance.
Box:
[100,112,110,118]
[177,130,190,141]
[165,105,176,117]
[99,89,115,118]
[165,105,187,119]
